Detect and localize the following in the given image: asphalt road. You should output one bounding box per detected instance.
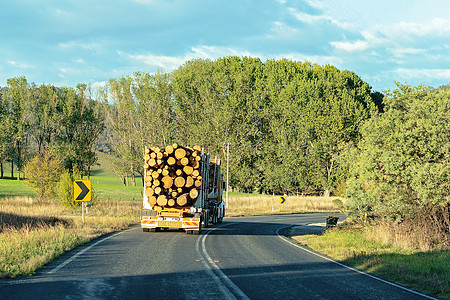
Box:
[0,213,436,299]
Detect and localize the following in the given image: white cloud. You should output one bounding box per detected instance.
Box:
[288,7,352,29]
[384,18,450,37]
[127,46,256,70]
[126,45,342,72]
[331,40,369,52]
[266,21,299,39]
[275,53,343,67]
[391,47,426,58]
[393,68,450,80]
[305,0,323,10]
[59,41,103,52]
[8,61,32,69]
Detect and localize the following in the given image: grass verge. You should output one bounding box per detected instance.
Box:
[226,193,342,216]
[0,196,141,278]
[292,225,450,299]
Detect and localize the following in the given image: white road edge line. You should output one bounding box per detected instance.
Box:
[276,225,437,300]
[47,230,127,274]
[196,223,250,300]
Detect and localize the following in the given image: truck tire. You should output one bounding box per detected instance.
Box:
[143,228,149,232]
[193,223,202,235]
[203,211,209,228]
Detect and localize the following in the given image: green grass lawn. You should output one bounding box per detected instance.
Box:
[0,178,36,198]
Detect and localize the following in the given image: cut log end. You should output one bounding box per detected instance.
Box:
[190,188,199,199]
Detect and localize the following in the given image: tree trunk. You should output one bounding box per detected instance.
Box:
[11,158,14,179]
[17,146,21,180]
[0,162,3,179]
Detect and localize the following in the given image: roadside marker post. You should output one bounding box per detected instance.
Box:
[74,180,91,227]
[280,196,286,213]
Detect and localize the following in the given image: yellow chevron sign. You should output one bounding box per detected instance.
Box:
[74,180,91,202]
[280,196,286,204]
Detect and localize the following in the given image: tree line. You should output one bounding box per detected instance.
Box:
[0,77,104,180]
[1,56,448,242]
[99,57,383,196]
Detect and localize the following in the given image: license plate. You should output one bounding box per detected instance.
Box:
[158,220,182,228]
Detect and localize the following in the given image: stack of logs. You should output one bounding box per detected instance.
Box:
[144,144,202,207]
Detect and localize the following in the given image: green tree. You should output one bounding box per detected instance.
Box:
[24,149,63,202]
[0,89,13,178]
[346,83,450,240]
[56,85,104,177]
[6,76,31,180]
[172,57,264,192]
[103,76,140,186]
[29,83,60,154]
[259,60,378,195]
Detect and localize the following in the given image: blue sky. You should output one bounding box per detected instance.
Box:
[1,0,449,92]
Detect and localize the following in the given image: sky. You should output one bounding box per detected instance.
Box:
[1,0,449,92]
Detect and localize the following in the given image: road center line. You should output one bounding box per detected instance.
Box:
[196,223,250,300]
[47,230,127,274]
[276,225,437,300]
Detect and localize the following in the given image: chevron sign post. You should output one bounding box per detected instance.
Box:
[74,180,91,227]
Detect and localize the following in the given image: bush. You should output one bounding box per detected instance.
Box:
[346,83,450,245]
[57,170,82,207]
[23,150,63,202]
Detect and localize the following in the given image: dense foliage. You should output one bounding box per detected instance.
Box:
[2,57,448,242]
[346,83,450,242]
[0,77,104,183]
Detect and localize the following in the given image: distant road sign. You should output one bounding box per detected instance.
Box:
[74,180,91,202]
[280,196,286,204]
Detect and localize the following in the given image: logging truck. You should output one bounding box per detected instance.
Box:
[141,144,225,234]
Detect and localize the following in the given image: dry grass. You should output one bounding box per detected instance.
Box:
[295,225,450,299]
[0,196,141,278]
[226,194,343,216]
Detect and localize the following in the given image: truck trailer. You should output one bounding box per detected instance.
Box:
[141,144,225,234]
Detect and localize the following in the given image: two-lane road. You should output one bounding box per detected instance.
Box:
[0,214,435,299]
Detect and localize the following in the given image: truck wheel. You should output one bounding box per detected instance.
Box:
[143,228,149,232]
[193,223,202,235]
[203,211,209,228]
[186,230,193,234]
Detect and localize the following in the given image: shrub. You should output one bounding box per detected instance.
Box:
[23,150,63,202]
[57,170,82,207]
